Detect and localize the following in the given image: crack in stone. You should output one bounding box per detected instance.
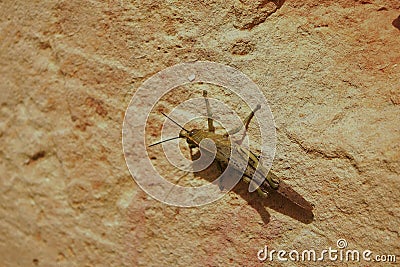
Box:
[233,0,286,30]
[282,129,362,174]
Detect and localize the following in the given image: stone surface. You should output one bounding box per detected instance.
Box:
[0,0,399,266]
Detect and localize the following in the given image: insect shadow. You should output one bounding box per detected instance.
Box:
[392,15,400,30]
[189,150,314,225]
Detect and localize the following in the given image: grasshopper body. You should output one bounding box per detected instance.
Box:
[178,128,280,194]
[152,91,313,211]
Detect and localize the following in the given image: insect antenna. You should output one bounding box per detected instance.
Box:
[148,136,181,147]
[161,112,189,132]
[148,112,189,147]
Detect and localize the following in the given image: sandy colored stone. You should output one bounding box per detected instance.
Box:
[0,0,399,266]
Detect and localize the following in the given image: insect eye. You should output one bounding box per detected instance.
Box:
[189,130,198,136]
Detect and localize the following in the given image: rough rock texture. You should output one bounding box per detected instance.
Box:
[1,0,399,266]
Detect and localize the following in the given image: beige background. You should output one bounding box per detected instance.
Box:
[1,0,399,266]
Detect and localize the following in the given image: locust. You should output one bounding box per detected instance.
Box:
[149,90,313,211]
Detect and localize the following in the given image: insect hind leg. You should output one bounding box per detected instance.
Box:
[225,104,261,143]
[203,90,215,133]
